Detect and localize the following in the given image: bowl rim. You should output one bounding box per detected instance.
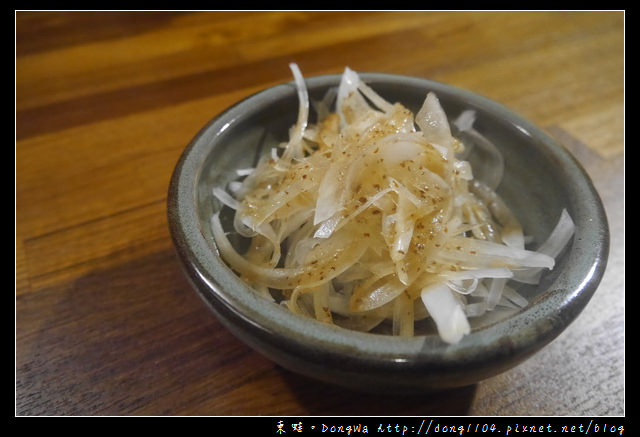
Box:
[167,72,610,372]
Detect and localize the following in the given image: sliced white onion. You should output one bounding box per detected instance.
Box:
[212,213,366,289]
[209,64,574,345]
[487,277,508,310]
[275,62,309,169]
[533,209,575,258]
[236,167,255,177]
[454,110,505,191]
[501,285,528,308]
[416,92,455,151]
[453,109,477,132]
[212,186,240,210]
[351,275,406,312]
[513,209,575,283]
[421,283,471,344]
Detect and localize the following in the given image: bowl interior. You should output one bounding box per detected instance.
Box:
[172,72,608,369]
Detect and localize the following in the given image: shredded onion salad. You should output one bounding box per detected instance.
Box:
[211,64,575,344]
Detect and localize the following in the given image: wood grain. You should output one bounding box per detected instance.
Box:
[16,11,624,417]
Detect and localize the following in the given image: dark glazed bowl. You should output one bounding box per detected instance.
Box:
[167,73,609,393]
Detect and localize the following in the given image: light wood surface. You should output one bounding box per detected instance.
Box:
[16,11,624,416]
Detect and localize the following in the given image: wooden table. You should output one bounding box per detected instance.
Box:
[16,11,624,417]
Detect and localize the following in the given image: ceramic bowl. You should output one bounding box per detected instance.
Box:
[167,72,609,393]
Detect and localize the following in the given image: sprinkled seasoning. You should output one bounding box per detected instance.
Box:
[211,64,575,344]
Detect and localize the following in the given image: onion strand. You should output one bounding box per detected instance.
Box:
[210,64,575,344]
